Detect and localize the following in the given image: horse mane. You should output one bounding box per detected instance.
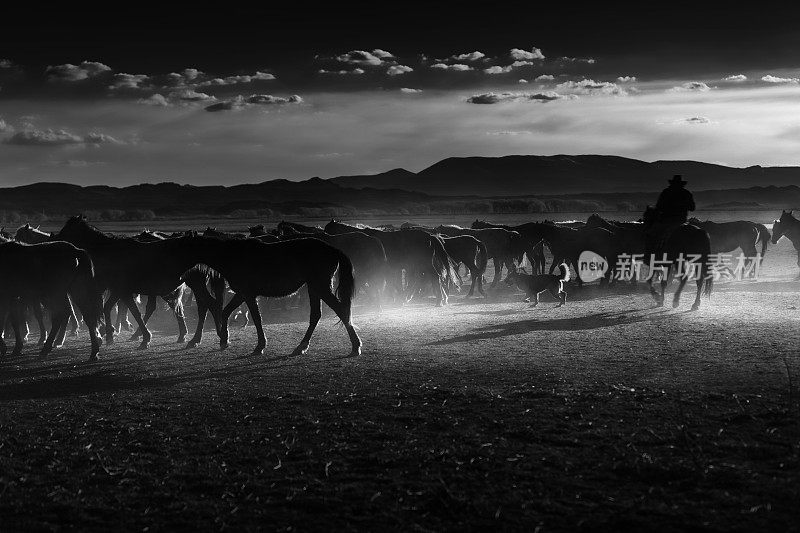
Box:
[57,215,118,244]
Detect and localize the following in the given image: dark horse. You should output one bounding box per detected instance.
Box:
[586,214,646,282]
[184,236,362,357]
[434,225,524,287]
[642,207,713,310]
[440,235,488,297]
[0,241,102,360]
[275,221,388,308]
[772,210,800,279]
[53,216,208,348]
[471,220,547,276]
[688,217,760,275]
[325,220,458,306]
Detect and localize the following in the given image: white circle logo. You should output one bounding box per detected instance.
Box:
[578,250,608,283]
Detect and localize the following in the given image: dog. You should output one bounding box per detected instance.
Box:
[505,263,570,307]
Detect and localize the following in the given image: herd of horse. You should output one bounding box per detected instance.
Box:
[1,209,798,362]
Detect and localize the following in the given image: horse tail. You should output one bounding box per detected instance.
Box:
[476,240,488,275]
[334,249,357,322]
[432,235,460,289]
[558,262,571,282]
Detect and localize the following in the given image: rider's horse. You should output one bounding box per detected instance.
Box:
[771,210,800,279]
[642,207,713,310]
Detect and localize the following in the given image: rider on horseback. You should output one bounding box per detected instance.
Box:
[650,175,696,246]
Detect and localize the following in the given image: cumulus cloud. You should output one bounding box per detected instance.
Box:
[518,79,529,84]
[483,65,513,74]
[683,116,710,124]
[4,127,122,146]
[722,74,747,82]
[137,94,170,106]
[46,61,111,82]
[556,79,627,96]
[318,68,365,75]
[0,59,12,68]
[386,65,413,76]
[535,74,554,81]
[451,51,485,61]
[336,50,392,66]
[510,47,545,61]
[168,88,215,101]
[616,76,637,83]
[466,91,573,104]
[761,74,799,84]
[108,73,149,90]
[400,88,422,93]
[205,94,303,112]
[486,130,533,136]
[430,63,473,71]
[197,71,276,87]
[0,118,13,133]
[668,81,712,92]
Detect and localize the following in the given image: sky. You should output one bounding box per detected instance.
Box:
[3,3,800,186]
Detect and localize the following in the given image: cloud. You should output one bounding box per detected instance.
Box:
[430,63,473,71]
[371,49,395,59]
[4,127,122,146]
[246,94,302,105]
[483,65,513,74]
[451,51,485,61]
[336,50,389,66]
[558,56,596,64]
[0,59,12,68]
[386,65,413,76]
[684,116,710,124]
[486,130,533,136]
[318,68,365,75]
[616,76,637,83]
[108,73,149,90]
[668,81,712,92]
[722,74,747,82]
[169,88,214,101]
[556,79,627,96]
[400,88,422,93]
[466,91,572,104]
[137,94,170,106]
[535,74,554,81]
[510,48,545,61]
[46,61,111,82]
[206,94,303,111]
[761,74,799,84]
[0,118,13,133]
[197,71,276,86]
[518,79,529,84]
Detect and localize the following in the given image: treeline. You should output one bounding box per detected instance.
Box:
[0,209,157,223]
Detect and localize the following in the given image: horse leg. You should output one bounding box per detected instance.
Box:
[173,298,187,343]
[0,305,7,359]
[54,297,76,348]
[490,258,502,288]
[404,269,420,303]
[673,273,689,309]
[131,296,156,341]
[40,297,70,358]
[103,295,119,344]
[292,289,321,356]
[648,273,663,306]
[431,269,446,306]
[121,295,151,350]
[74,295,102,361]
[67,296,81,337]
[318,287,362,357]
[33,302,47,346]
[244,296,266,356]
[466,263,478,297]
[10,301,25,357]
[219,293,245,350]
[795,250,800,280]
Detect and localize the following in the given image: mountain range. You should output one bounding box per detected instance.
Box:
[1,155,799,219]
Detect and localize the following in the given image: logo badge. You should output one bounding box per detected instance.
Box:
[578,250,608,283]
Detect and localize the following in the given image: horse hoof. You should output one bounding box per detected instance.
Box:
[220,340,229,350]
[350,347,362,357]
[251,347,265,356]
[37,339,45,346]
[672,300,680,309]
[137,341,149,350]
[177,337,186,343]
[88,354,99,362]
[691,304,700,311]
[187,340,199,349]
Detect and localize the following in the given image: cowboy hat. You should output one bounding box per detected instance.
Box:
[668,174,687,185]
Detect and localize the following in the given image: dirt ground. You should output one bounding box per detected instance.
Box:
[1,237,799,532]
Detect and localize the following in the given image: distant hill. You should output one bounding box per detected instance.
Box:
[2,155,800,222]
[329,155,800,195]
